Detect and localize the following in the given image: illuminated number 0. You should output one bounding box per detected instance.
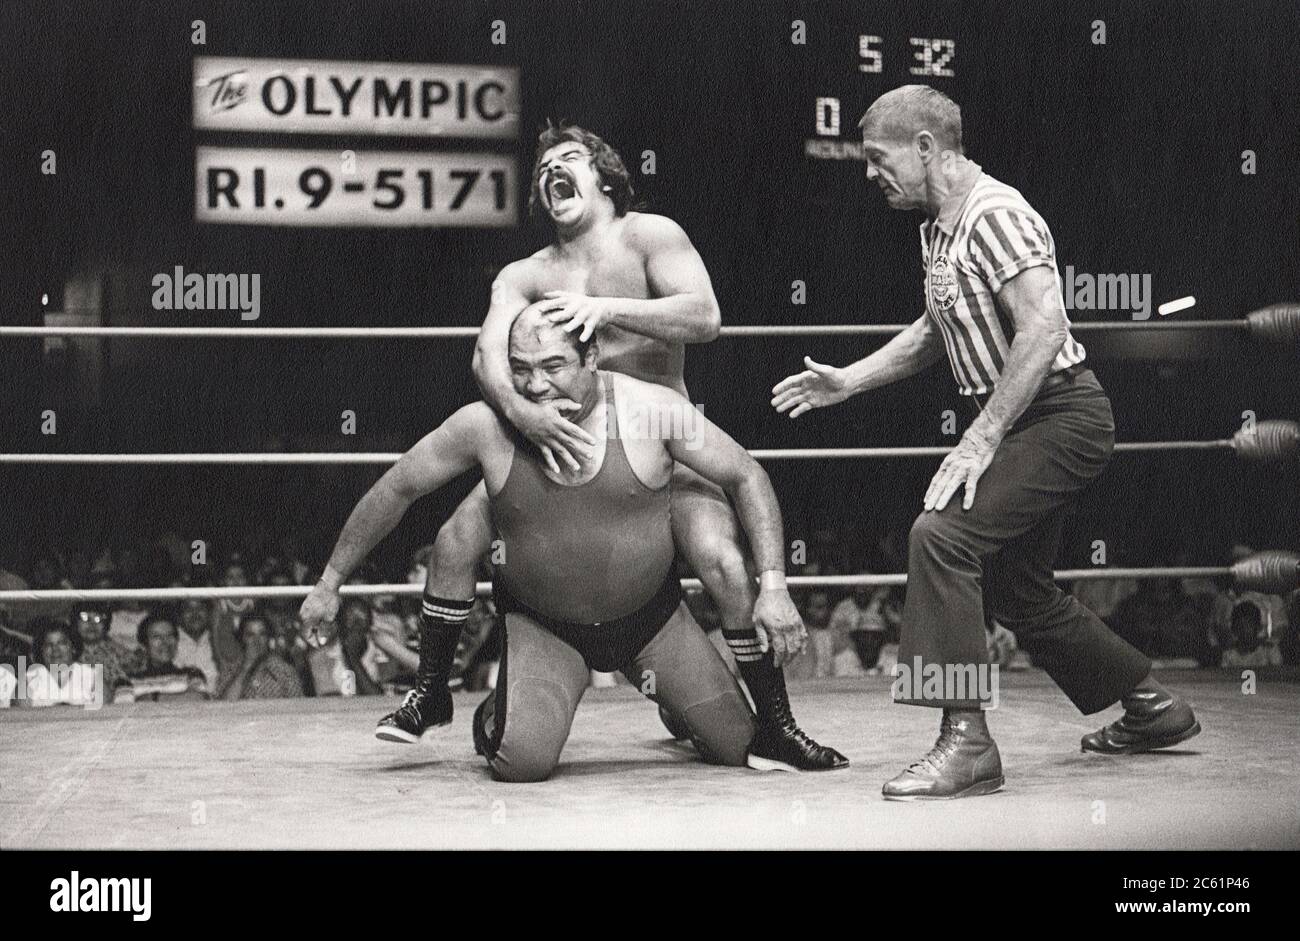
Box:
[815,98,840,137]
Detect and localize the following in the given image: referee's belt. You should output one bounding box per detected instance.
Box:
[967,363,1088,412]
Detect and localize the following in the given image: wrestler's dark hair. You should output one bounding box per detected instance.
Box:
[528,123,638,223]
[31,617,83,665]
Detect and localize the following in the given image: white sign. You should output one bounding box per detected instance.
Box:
[195,147,517,228]
[193,57,519,138]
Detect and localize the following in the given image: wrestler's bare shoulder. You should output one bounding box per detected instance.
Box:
[608,370,686,407]
[621,211,691,250]
[494,254,549,291]
[442,401,514,450]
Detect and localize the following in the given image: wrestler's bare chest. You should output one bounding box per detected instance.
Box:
[528,239,688,395]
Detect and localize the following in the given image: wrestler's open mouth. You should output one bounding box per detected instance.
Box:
[548,174,577,206]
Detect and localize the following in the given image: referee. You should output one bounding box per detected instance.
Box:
[772,85,1201,800]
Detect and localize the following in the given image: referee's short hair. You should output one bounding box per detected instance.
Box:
[858,85,963,153]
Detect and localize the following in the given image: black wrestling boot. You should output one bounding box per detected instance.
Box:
[742,658,849,772]
[374,595,469,743]
[882,710,1004,801]
[375,685,453,744]
[1081,689,1201,754]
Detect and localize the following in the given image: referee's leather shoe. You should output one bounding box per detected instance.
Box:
[374,685,453,744]
[1081,691,1201,754]
[745,672,849,772]
[882,712,1004,800]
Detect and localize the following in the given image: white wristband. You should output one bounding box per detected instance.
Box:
[758,570,787,592]
[318,565,344,591]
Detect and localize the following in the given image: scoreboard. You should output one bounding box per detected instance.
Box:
[804,31,959,163]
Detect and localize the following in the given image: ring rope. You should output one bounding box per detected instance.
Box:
[6,424,1298,465]
[5,303,1298,340]
[1,553,1296,605]
[0,320,1261,339]
[0,442,1238,463]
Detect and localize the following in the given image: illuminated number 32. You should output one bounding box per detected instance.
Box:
[857,35,956,78]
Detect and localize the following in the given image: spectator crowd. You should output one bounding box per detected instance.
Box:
[2,529,1297,709]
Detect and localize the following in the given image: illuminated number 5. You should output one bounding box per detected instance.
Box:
[858,35,883,74]
[449,170,481,210]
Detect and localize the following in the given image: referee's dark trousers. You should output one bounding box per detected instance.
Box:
[896,366,1151,713]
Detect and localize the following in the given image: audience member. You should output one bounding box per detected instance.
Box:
[128,611,210,702]
[302,607,375,697]
[174,598,224,691]
[1219,601,1283,669]
[217,611,304,700]
[23,617,101,707]
[829,586,900,675]
[801,590,834,678]
[73,602,142,695]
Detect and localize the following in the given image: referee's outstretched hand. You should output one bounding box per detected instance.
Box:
[771,357,850,417]
[925,429,999,512]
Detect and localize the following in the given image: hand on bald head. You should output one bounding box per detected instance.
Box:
[509,301,597,364]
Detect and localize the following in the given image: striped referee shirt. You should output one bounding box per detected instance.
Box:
[920,171,1086,396]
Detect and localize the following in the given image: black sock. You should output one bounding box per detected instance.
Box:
[722,628,784,721]
[416,595,473,688]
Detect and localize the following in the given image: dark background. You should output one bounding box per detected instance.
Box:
[1,0,1297,576]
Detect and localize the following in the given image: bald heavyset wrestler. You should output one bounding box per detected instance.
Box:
[300,306,811,781]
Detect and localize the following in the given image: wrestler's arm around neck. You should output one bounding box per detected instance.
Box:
[472,260,535,424]
[472,259,596,473]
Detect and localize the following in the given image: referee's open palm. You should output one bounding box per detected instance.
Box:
[771,357,849,418]
[925,430,999,512]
